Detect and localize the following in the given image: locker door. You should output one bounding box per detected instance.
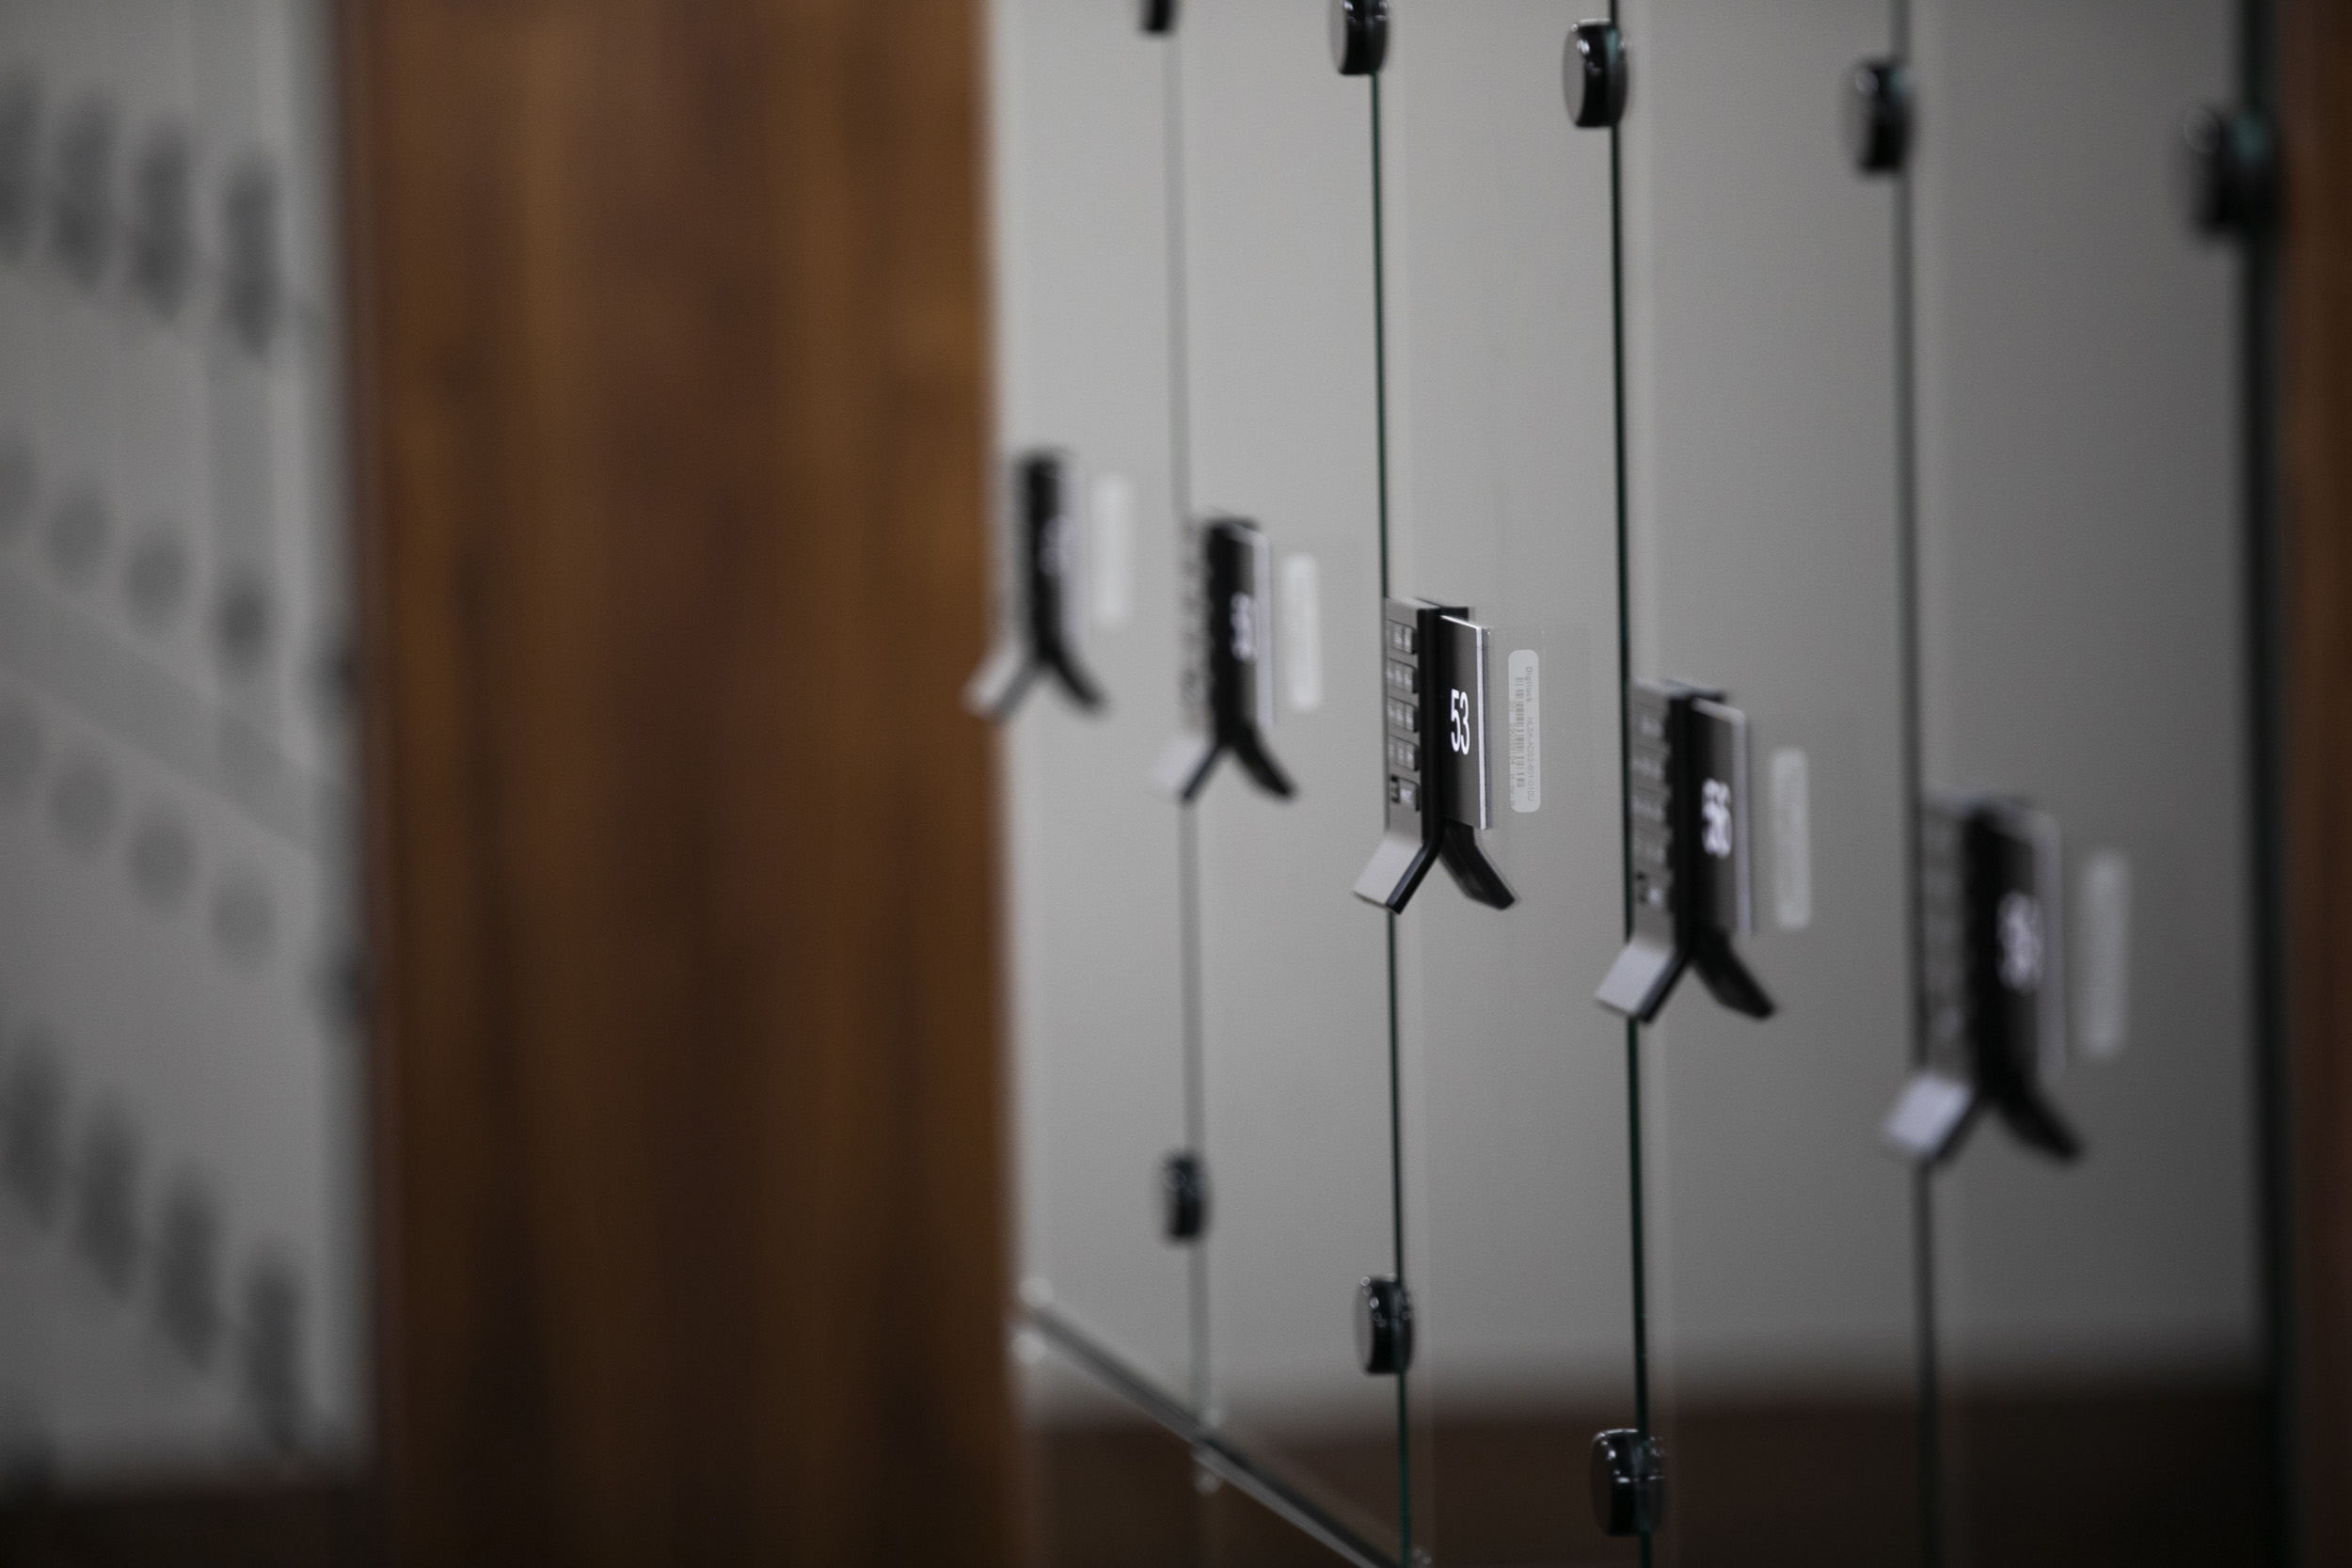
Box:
[1904,1,2272,1560]
[1612,0,1923,1558]
[1371,5,1634,1562]
[989,0,1199,1432]
[1176,0,1401,1554]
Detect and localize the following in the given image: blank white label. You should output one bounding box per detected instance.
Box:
[1089,472,1133,629]
[1280,554,1321,712]
[1507,649,1539,813]
[1771,747,1811,930]
[2076,849,2132,1060]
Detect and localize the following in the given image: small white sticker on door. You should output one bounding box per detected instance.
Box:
[1089,472,1133,629]
[1508,649,1539,813]
[1281,553,1322,712]
[1771,747,1811,930]
[2076,849,2132,1060]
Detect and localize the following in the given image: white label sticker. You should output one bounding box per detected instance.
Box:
[1507,649,1539,814]
[1089,472,1133,629]
[2076,849,2132,1059]
[1280,554,1322,712]
[1771,747,1811,930]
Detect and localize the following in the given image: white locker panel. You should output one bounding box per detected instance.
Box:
[0,0,361,1491]
[1179,0,1399,1548]
[1375,3,1634,1561]
[1616,0,1921,1555]
[992,0,1198,1416]
[1910,0,2265,1558]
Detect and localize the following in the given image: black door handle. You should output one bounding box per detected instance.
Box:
[1152,517,1295,802]
[1884,794,2081,1164]
[966,450,1106,721]
[1597,681,1772,1022]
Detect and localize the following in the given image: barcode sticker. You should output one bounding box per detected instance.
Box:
[1507,649,1539,814]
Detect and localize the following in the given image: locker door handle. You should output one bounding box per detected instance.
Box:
[965,451,1107,721]
[1883,794,2081,1164]
[1597,682,1773,1022]
[1353,598,1515,913]
[1152,517,1295,801]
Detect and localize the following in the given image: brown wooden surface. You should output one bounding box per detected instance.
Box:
[343,0,1010,1563]
[2281,1,2352,1561]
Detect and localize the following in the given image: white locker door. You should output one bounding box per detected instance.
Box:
[1179,0,1400,1553]
[1375,3,1634,1561]
[1616,0,1922,1557]
[992,0,1199,1422]
[1910,0,2265,1559]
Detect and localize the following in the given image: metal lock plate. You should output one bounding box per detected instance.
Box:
[1686,696,1754,938]
[1435,613,1494,832]
[1207,518,1277,738]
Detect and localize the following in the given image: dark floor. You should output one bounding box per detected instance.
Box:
[1025,1378,2274,1568]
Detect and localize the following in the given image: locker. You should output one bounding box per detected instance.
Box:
[988,0,1199,1442]
[1612,0,1923,1557]
[1373,4,1633,1562]
[986,0,2288,1560]
[1176,0,1400,1551]
[1906,0,2271,1560]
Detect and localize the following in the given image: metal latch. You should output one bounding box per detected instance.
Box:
[1152,517,1294,801]
[1883,793,2081,1164]
[1596,681,1772,1022]
[1353,598,1514,912]
[964,450,1105,721]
